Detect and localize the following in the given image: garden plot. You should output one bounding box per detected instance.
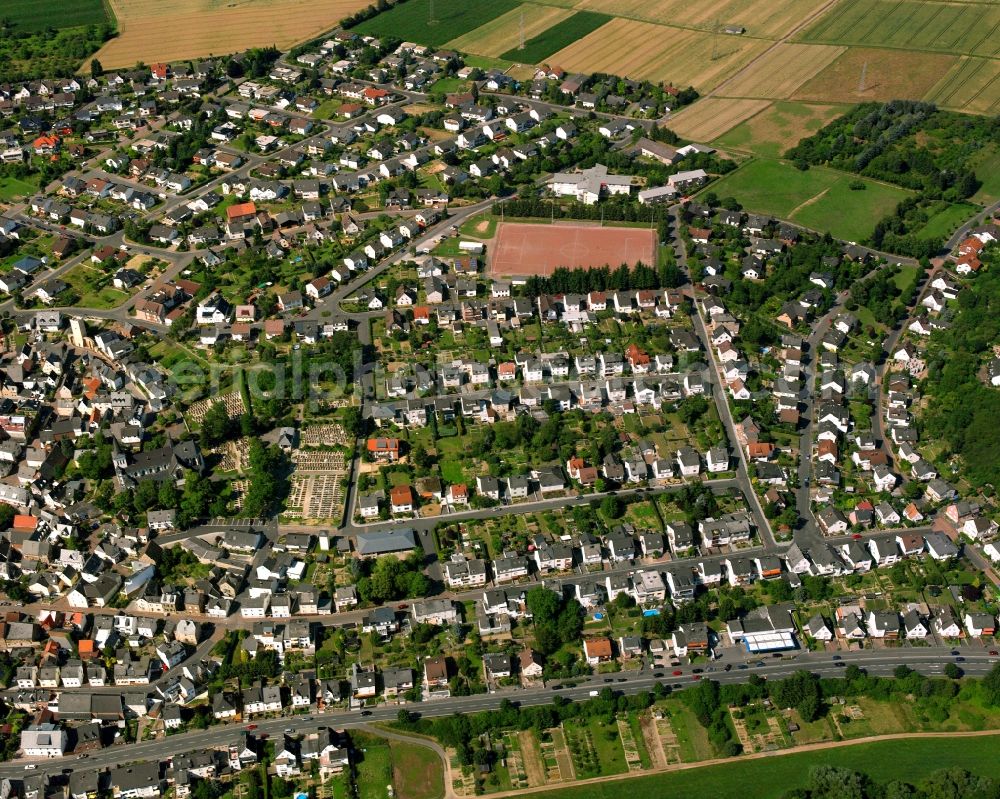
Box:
[517,730,548,787]
[540,728,574,782]
[503,733,530,789]
[729,703,789,752]
[617,718,644,772]
[651,712,682,765]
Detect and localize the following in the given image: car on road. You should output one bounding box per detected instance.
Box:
[852,534,863,540]
[653,672,663,678]
[617,678,627,683]
[284,728,294,733]
[738,664,748,670]
[951,650,960,656]
[672,670,682,676]
[397,604,409,610]
[79,754,89,759]
[603,678,614,683]
[692,668,703,674]
[832,655,842,660]
[551,684,563,690]
[991,650,999,656]
[246,725,257,731]
[24,765,36,771]
[755,661,766,667]
[956,656,966,662]
[673,683,684,689]
[835,662,847,668]
[361,711,372,716]
[724,664,732,671]
[693,675,702,680]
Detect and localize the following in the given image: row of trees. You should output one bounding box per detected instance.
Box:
[786,766,1000,799]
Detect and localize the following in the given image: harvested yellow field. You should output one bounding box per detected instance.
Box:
[93,0,371,68]
[549,18,770,90]
[575,0,831,39]
[926,56,1000,115]
[667,97,771,141]
[716,43,845,99]
[448,5,574,57]
[792,47,959,104]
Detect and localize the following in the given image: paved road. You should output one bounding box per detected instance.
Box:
[667,205,776,549]
[3,643,995,777]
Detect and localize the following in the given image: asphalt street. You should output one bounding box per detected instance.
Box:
[2,643,995,778]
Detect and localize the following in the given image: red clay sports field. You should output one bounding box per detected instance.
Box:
[488,221,658,277]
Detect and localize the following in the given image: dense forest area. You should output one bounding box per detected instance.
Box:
[0,22,113,83]
[921,253,1000,488]
[785,101,999,257]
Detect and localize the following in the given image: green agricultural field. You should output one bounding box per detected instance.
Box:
[916,201,979,241]
[528,734,1000,799]
[354,736,394,799]
[500,11,612,62]
[713,101,849,158]
[799,0,1000,58]
[4,0,110,31]
[0,176,38,201]
[704,158,911,241]
[389,739,445,799]
[355,0,523,47]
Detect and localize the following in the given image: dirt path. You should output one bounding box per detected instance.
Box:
[638,713,667,770]
[518,730,547,787]
[473,729,1000,799]
[787,186,831,218]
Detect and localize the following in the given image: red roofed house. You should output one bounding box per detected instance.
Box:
[625,343,651,372]
[362,87,390,105]
[33,135,60,155]
[13,515,37,531]
[817,439,838,464]
[446,483,468,505]
[583,637,614,665]
[959,237,984,257]
[263,319,286,339]
[226,201,257,224]
[747,442,776,460]
[367,437,400,462]
[566,457,585,479]
[956,252,982,275]
[412,305,431,325]
[390,484,414,514]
